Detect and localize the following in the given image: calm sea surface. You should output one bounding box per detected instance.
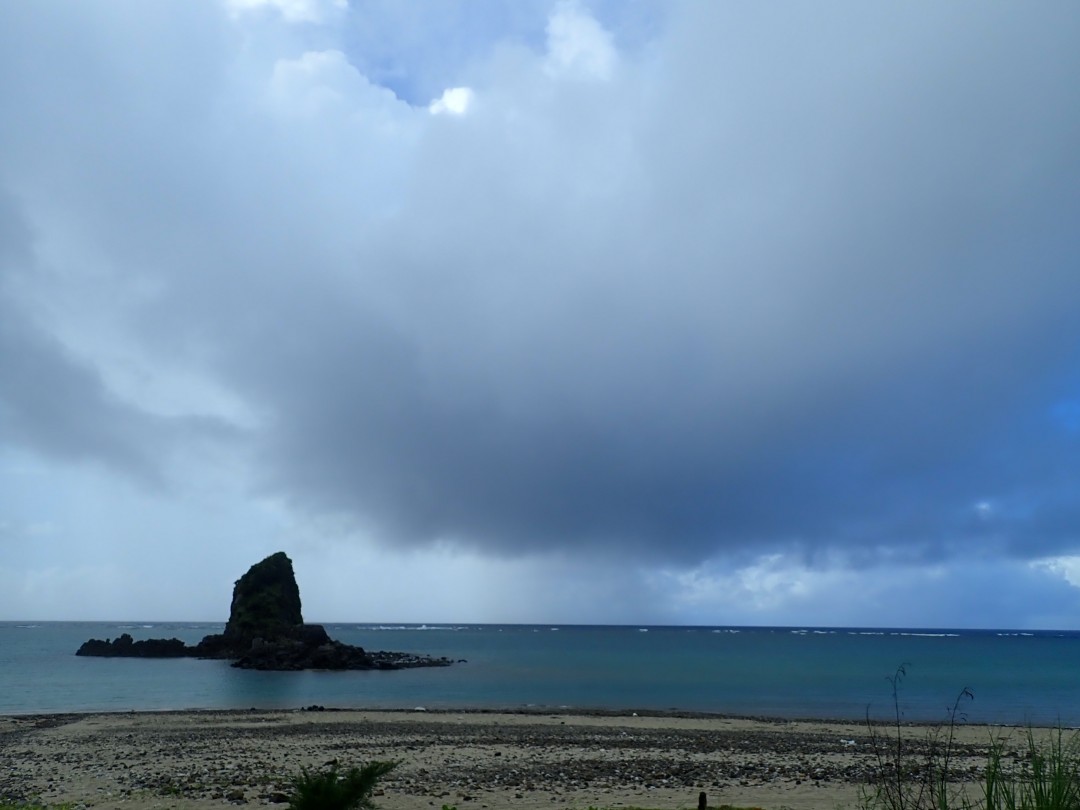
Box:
[2,623,1079,725]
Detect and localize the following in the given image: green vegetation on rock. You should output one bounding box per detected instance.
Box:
[224,550,304,643]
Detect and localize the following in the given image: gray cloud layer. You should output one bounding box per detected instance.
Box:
[2,2,1079,579]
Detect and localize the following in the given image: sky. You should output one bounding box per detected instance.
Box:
[2,1,1080,628]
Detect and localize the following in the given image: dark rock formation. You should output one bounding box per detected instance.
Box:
[233,637,453,671]
[191,551,310,661]
[76,633,188,658]
[228,551,302,645]
[76,552,454,672]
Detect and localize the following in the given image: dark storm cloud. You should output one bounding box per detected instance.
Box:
[0,203,234,488]
[0,193,155,478]
[0,188,235,483]
[224,4,1080,565]
[0,311,154,480]
[3,2,1079,573]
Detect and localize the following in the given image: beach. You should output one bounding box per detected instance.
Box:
[0,709,1029,810]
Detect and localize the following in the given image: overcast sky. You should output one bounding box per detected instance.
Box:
[2,1,1080,628]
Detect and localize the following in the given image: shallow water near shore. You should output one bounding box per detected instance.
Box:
[3,622,1079,724]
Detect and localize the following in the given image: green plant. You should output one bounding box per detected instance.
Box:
[983,728,1080,810]
[861,664,974,810]
[860,665,1080,810]
[288,760,397,810]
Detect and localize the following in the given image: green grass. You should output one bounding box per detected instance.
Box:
[861,666,1080,810]
[982,728,1080,810]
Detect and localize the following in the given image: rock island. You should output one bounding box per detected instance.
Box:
[76,551,453,671]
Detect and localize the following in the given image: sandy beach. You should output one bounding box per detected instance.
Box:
[0,708,1037,810]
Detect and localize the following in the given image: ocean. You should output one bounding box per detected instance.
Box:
[2,622,1078,725]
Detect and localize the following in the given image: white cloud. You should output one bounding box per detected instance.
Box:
[645,554,1080,629]
[267,50,374,116]
[429,86,475,116]
[1032,556,1080,589]
[544,0,617,80]
[652,555,858,617]
[226,0,345,25]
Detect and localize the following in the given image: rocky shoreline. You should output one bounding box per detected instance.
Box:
[0,709,1025,810]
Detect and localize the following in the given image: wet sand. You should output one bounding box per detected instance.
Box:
[0,709,1031,809]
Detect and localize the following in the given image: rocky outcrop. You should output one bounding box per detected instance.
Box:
[76,633,188,658]
[233,635,454,671]
[224,552,302,648]
[75,552,453,672]
[191,551,309,661]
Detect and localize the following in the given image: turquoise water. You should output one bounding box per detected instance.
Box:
[2,622,1079,724]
